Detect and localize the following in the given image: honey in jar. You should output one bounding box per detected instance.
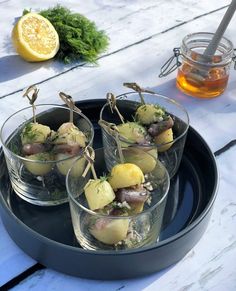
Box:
[176,32,234,98]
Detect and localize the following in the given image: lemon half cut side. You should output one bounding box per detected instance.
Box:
[12,12,59,62]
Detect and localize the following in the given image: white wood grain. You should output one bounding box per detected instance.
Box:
[0,0,230,97]
[0,219,35,286]
[1,8,235,152]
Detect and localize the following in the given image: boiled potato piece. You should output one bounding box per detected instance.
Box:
[147,148,158,159]
[154,128,173,152]
[90,218,129,245]
[122,148,157,174]
[135,104,165,125]
[56,153,86,176]
[21,122,51,145]
[108,163,144,190]
[24,152,54,176]
[84,179,115,210]
[129,201,145,214]
[116,122,146,146]
[54,122,87,147]
[57,122,76,135]
[53,131,86,147]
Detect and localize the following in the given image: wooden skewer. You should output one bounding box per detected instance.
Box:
[23,85,39,123]
[82,146,97,179]
[59,92,82,124]
[107,93,125,124]
[123,82,146,104]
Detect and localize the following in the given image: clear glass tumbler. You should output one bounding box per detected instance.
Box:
[0,104,94,206]
[66,148,170,250]
[99,92,189,178]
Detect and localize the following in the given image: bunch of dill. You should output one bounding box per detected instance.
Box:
[37,5,109,64]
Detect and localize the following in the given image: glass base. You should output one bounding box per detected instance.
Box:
[11,180,68,206]
[5,158,69,206]
[72,211,160,251]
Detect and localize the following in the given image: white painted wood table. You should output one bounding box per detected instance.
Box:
[1,1,236,290]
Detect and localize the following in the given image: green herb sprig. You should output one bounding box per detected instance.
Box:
[21,123,37,142]
[24,5,109,64]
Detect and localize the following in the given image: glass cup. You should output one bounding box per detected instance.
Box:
[66,148,170,250]
[0,104,94,206]
[99,92,189,178]
[176,32,234,98]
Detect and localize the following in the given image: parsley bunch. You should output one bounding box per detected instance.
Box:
[25,5,109,64]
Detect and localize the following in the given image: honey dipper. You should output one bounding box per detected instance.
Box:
[187,0,236,84]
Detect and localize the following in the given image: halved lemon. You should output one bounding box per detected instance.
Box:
[12,13,59,62]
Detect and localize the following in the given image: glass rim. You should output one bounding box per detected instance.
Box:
[0,103,94,163]
[99,91,190,147]
[66,153,170,219]
[181,32,234,66]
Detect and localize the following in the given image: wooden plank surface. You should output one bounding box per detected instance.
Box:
[0,0,230,97]
[1,6,235,151]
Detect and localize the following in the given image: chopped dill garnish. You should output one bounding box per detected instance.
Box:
[100,175,108,182]
[21,123,37,142]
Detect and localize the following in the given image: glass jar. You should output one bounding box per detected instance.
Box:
[176,32,234,98]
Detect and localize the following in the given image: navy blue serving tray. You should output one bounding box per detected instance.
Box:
[0,99,218,279]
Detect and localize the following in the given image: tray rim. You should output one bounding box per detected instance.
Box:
[0,124,219,256]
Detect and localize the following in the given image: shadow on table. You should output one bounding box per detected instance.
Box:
[77,263,177,291]
[0,54,99,84]
[0,55,47,83]
[119,264,176,290]
[0,35,43,83]
[149,77,236,114]
[148,79,193,105]
[0,35,98,84]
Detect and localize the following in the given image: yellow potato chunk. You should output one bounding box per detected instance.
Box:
[122,148,157,174]
[54,122,87,147]
[90,218,129,245]
[108,163,144,190]
[135,104,165,125]
[129,201,145,214]
[21,122,51,145]
[154,128,174,152]
[57,122,77,135]
[56,153,86,176]
[24,153,54,176]
[116,122,146,146]
[84,179,115,210]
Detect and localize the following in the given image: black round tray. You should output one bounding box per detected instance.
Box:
[0,99,218,280]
